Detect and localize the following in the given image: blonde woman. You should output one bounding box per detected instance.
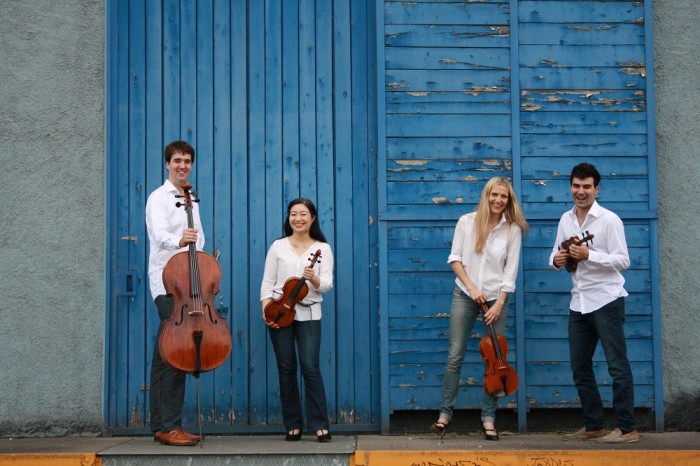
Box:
[431,177,528,441]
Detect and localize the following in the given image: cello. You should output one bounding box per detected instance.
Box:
[264,250,322,327]
[478,302,519,397]
[159,183,232,374]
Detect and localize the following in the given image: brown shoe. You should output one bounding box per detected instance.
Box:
[598,428,640,444]
[158,429,198,446]
[153,431,161,442]
[181,430,203,442]
[563,427,608,440]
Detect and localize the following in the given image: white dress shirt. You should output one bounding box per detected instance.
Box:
[448,212,522,301]
[145,179,205,300]
[549,200,630,314]
[260,238,334,321]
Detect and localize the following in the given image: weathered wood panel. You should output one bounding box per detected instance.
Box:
[107,0,379,433]
[380,0,659,427]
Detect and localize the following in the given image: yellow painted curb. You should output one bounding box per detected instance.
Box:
[0,453,100,466]
[352,450,700,466]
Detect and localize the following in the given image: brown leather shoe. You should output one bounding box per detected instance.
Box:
[153,430,162,442]
[181,430,203,442]
[158,429,198,446]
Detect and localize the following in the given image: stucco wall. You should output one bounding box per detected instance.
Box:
[653,0,700,430]
[0,0,105,435]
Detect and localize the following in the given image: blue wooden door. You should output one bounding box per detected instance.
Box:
[377,0,662,432]
[106,0,379,433]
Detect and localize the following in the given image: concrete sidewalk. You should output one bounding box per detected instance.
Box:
[1,431,699,466]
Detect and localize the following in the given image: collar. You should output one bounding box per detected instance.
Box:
[567,200,601,222]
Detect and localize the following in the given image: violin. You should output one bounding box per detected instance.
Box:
[558,231,594,272]
[264,250,322,328]
[159,183,232,374]
[478,302,519,397]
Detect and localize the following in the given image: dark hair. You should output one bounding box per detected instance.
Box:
[164,140,196,164]
[283,198,327,243]
[570,162,601,187]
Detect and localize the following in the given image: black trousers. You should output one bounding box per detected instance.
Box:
[149,295,186,432]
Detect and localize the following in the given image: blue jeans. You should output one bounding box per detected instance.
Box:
[439,287,508,424]
[149,295,186,432]
[268,320,329,432]
[568,297,636,432]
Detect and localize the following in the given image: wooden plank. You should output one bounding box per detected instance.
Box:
[385,1,509,26]
[386,47,510,71]
[387,159,511,182]
[387,69,510,93]
[521,111,647,135]
[518,1,644,24]
[230,0,251,426]
[521,89,646,113]
[519,67,646,90]
[387,114,511,138]
[387,383,655,410]
[519,22,645,46]
[385,24,510,48]
[520,44,645,68]
[522,292,652,316]
[246,0,269,426]
[520,133,647,156]
[387,137,512,159]
[333,0,355,424]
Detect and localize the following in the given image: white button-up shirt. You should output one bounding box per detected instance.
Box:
[549,200,629,313]
[145,179,205,300]
[260,238,334,321]
[448,212,522,300]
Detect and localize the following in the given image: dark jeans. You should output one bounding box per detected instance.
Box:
[568,297,636,432]
[268,320,329,432]
[149,295,186,433]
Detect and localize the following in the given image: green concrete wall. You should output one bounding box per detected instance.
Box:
[653,0,700,430]
[0,0,105,435]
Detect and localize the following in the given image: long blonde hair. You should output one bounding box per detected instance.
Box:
[473,177,529,253]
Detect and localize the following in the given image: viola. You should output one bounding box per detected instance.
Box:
[478,302,519,397]
[264,249,322,328]
[558,231,594,272]
[159,183,232,374]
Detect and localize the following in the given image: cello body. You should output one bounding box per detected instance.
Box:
[158,184,232,374]
[478,302,519,397]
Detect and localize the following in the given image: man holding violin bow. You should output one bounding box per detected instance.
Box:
[145,140,204,446]
[550,162,640,444]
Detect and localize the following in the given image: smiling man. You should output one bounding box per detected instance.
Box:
[144,140,204,446]
[550,163,639,444]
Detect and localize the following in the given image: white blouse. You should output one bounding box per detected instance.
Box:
[447,212,522,301]
[260,238,334,321]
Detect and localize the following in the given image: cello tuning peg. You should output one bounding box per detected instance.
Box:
[175,202,183,207]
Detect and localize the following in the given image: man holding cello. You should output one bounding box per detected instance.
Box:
[145,140,203,446]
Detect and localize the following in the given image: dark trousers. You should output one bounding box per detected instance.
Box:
[149,295,186,433]
[568,297,636,432]
[268,320,329,432]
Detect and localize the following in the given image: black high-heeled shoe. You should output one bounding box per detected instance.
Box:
[430,420,450,439]
[316,429,332,442]
[481,422,499,441]
[285,429,302,441]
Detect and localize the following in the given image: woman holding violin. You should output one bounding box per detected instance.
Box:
[431,177,528,441]
[260,198,334,442]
